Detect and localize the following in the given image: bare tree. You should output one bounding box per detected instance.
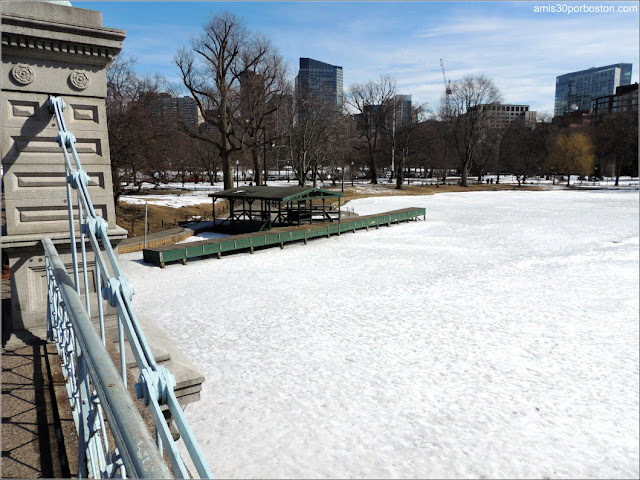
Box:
[507,120,553,185]
[238,42,289,185]
[593,110,638,185]
[175,11,275,189]
[472,126,500,182]
[445,74,501,186]
[348,75,396,184]
[192,133,221,184]
[106,56,173,201]
[392,104,429,189]
[283,92,340,186]
[431,106,457,183]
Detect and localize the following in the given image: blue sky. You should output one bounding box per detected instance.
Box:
[76,1,639,114]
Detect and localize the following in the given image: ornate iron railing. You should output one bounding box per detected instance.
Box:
[44,238,172,478]
[44,95,213,478]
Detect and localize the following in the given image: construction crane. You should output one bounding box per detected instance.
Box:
[440,58,452,96]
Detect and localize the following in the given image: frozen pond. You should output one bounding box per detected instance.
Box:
[121,190,639,479]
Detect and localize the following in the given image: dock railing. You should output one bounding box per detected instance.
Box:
[44,95,213,478]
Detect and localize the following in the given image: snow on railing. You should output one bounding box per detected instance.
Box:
[45,95,213,478]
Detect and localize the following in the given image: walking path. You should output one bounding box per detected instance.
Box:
[1,343,77,478]
[118,221,216,253]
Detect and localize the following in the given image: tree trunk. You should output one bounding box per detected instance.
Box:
[222,150,233,190]
[253,150,263,186]
[395,164,404,190]
[461,159,470,187]
[369,151,378,184]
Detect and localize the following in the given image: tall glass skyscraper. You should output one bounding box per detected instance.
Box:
[554,63,632,116]
[394,95,412,126]
[296,58,344,109]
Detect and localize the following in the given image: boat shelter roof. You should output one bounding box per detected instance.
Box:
[208,186,343,202]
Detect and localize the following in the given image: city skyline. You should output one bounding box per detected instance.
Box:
[76,1,640,115]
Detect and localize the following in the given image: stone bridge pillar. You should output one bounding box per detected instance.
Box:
[1,2,127,342]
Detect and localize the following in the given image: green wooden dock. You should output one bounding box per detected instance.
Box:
[142,207,426,268]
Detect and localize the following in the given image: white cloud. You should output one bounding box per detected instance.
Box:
[108,2,638,116]
[332,10,639,113]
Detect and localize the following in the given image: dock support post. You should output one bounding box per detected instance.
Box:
[250,247,254,254]
[182,259,187,265]
[217,252,222,259]
[160,262,165,269]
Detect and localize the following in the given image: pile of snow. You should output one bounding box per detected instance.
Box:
[177,231,229,244]
[120,190,639,478]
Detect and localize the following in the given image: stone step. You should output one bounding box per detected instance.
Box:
[5,315,205,408]
[126,314,205,407]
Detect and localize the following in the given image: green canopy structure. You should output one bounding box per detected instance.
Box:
[209,186,344,231]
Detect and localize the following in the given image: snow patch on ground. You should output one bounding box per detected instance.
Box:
[177,232,229,244]
[119,193,215,207]
[120,190,639,479]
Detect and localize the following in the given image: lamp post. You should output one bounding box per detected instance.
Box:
[261,127,267,185]
[235,159,239,188]
[351,161,355,187]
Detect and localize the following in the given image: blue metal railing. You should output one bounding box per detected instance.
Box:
[44,95,213,478]
[44,238,172,478]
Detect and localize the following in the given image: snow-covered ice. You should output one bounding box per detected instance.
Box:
[120,190,639,479]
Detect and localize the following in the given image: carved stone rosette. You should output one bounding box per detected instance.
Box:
[70,70,90,90]
[11,63,35,85]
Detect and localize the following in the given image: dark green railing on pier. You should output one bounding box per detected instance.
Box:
[143,207,426,268]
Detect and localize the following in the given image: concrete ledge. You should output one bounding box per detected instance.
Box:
[0,226,128,250]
